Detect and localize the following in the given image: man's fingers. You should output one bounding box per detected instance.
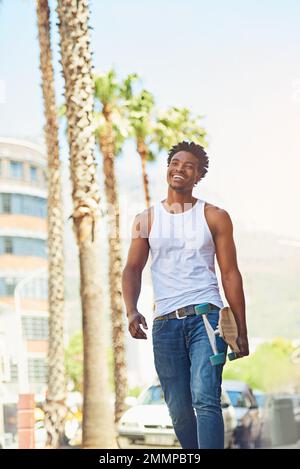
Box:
[129,321,147,339]
[140,316,148,329]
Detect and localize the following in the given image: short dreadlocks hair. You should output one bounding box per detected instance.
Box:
[167,141,209,179]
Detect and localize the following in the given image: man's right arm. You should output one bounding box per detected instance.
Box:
[122,212,150,340]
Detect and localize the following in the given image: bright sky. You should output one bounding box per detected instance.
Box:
[1,0,300,239]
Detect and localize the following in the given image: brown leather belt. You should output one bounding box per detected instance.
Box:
[154,303,219,321]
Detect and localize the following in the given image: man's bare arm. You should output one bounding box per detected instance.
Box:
[210,207,249,356]
[122,212,150,340]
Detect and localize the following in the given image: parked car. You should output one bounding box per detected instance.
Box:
[117,381,237,448]
[288,393,300,440]
[253,389,271,447]
[223,380,262,448]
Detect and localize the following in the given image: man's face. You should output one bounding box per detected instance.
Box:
[167,151,202,192]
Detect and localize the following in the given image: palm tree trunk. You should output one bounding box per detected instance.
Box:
[57,0,116,448]
[99,105,128,423]
[36,0,66,448]
[137,138,151,209]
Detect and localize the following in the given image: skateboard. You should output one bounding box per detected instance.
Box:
[194,303,240,366]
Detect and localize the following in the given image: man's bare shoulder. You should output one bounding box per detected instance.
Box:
[204,202,232,233]
[133,207,154,238]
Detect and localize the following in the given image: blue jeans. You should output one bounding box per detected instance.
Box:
[152,306,227,449]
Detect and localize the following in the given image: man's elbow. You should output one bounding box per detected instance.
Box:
[122,264,142,278]
[221,267,242,284]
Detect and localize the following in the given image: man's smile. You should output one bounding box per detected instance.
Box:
[172,174,185,181]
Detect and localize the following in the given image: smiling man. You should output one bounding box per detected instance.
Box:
[122,141,249,449]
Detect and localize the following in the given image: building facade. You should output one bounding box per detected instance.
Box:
[0,137,48,443]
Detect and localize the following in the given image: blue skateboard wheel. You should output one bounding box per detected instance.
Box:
[210,353,226,366]
[228,352,238,361]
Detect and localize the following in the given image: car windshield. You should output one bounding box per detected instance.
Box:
[254,394,266,408]
[227,391,247,408]
[138,386,165,405]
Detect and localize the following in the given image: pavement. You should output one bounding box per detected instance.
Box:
[262,439,300,449]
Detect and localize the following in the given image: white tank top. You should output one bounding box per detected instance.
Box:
[149,198,224,319]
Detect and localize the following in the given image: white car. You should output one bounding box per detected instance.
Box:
[117,382,237,448]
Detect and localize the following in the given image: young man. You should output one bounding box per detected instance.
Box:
[122,141,249,449]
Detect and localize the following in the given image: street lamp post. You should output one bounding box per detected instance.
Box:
[14,267,47,449]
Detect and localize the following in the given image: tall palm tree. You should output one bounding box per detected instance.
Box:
[94,70,129,423]
[36,0,66,448]
[56,0,116,448]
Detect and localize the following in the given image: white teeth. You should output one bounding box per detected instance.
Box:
[173,175,184,180]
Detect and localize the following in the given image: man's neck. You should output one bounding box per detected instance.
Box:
[163,189,197,213]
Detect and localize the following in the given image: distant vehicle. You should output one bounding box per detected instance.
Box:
[223,380,262,448]
[117,382,237,448]
[289,394,300,440]
[253,390,266,409]
[253,389,271,447]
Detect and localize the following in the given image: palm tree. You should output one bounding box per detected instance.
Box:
[154,106,207,150]
[123,76,207,208]
[94,70,129,423]
[56,0,116,448]
[121,75,155,208]
[36,0,66,448]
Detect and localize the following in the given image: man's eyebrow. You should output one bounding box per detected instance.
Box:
[171,158,195,165]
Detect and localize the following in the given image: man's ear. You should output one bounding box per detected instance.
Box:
[194,172,202,186]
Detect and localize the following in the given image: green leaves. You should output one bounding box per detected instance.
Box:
[153,106,207,152]
[223,338,300,392]
[94,69,119,106]
[63,67,208,164]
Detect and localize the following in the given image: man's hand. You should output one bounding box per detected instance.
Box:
[236,335,249,357]
[128,310,148,340]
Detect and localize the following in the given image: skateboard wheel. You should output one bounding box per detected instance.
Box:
[228,352,238,361]
[210,353,226,366]
[195,303,210,315]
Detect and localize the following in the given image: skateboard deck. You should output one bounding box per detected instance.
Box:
[218,306,240,358]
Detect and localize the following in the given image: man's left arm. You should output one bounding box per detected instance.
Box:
[212,208,249,357]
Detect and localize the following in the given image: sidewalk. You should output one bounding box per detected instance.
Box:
[263,439,300,449]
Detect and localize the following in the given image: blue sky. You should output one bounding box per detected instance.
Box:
[1,0,300,238]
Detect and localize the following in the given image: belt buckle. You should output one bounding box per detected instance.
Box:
[175,308,187,319]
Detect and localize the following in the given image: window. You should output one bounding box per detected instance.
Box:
[28,358,47,383]
[22,316,48,340]
[0,194,46,218]
[22,195,46,218]
[0,277,47,299]
[9,161,23,180]
[0,237,46,258]
[138,385,165,406]
[22,277,48,300]
[10,362,18,383]
[30,166,38,183]
[5,278,16,296]
[4,237,13,254]
[10,359,48,384]
[227,391,248,408]
[2,193,11,213]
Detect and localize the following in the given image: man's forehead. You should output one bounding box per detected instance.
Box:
[170,151,198,163]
